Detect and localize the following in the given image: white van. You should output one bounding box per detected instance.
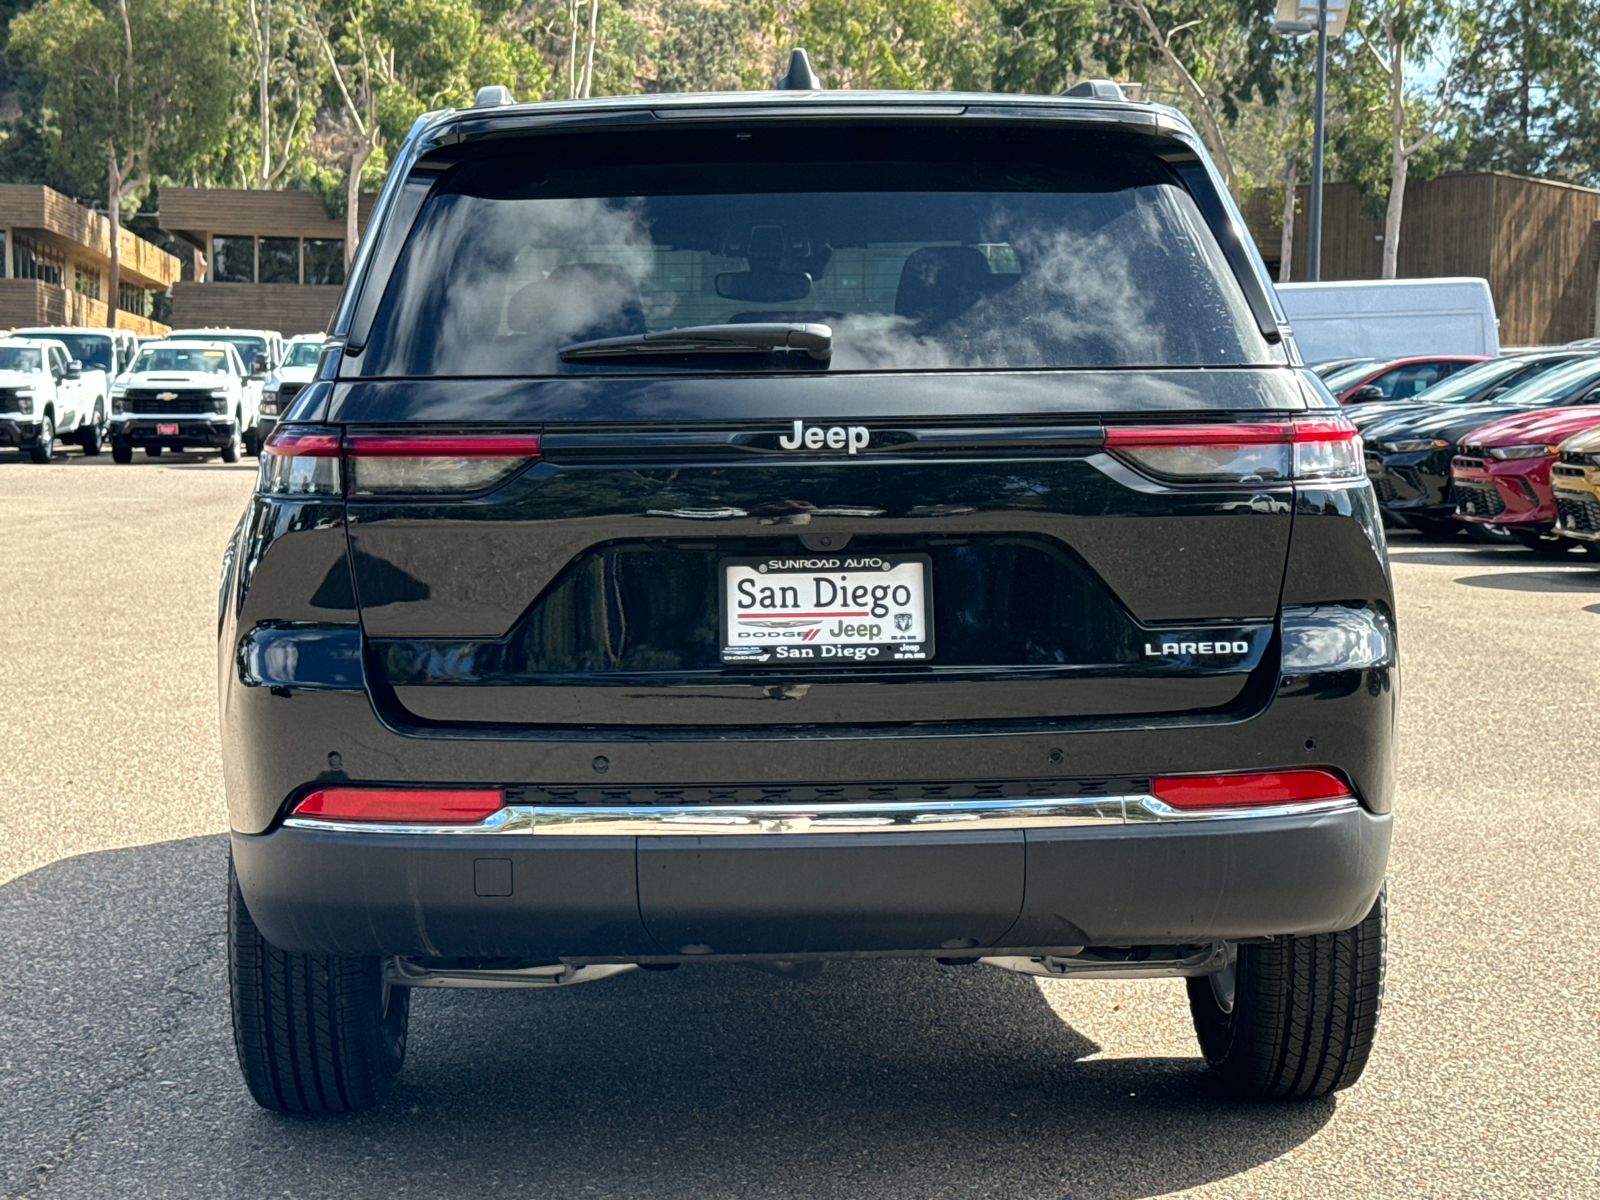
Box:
[1276,278,1500,362]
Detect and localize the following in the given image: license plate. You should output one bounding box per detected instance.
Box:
[720,553,933,666]
[156,423,179,436]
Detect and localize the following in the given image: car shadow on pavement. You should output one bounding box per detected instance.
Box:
[1452,568,1600,592]
[1,836,1336,1200]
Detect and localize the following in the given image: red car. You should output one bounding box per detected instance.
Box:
[1321,355,1490,403]
[1452,406,1600,554]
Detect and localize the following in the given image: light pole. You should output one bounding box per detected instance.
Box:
[1273,0,1343,282]
[1308,0,1328,281]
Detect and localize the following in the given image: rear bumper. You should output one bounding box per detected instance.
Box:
[232,803,1391,958]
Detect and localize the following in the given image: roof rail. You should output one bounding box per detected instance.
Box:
[473,85,514,107]
[1062,79,1126,101]
[774,48,822,91]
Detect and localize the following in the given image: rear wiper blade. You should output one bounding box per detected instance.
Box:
[560,323,831,363]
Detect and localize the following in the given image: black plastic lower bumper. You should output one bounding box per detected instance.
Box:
[232,806,1391,959]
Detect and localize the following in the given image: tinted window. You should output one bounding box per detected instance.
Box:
[17,332,113,372]
[259,237,300,284]
[304,239,345,286]
[362,128,1272,377]
[1368,363,1445,399]
[212,236,254,283]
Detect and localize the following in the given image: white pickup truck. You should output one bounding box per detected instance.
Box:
[0,337,104,462]
[108,340,253,463]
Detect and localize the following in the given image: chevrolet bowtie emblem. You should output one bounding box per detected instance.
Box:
[156,392,178,401]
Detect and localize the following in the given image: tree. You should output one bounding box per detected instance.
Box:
[990,0,1095,96]
[244,0,326,187]
[1349,0,1455,278]
[8,0,234,319]
[1447,0,1600,186]
[301,0,551,267]
[778,0,994,91]
[653,0,770,94]
[1091,0,1281,197]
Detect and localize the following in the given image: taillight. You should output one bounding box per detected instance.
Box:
[1151,769,1353,810]
[291,786,505,824]
[344,432,542,495]
[1105,418,1362,482]
[259,425,341,496]
[255,428,543,498]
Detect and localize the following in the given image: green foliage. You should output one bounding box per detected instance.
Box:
[780,0,994,91]
[990,0,1095,96]
[1447,0,1600,186]
[653,0,769,94]
[7,0,237,208]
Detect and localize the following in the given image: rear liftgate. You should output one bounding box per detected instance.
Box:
[264,411,1362,962]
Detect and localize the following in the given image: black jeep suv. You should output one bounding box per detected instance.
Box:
[220,83,1394,1114]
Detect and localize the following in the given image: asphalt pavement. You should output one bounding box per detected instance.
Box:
[1,451,1597,1199]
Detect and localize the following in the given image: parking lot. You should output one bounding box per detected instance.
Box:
[1,451,1597,1200]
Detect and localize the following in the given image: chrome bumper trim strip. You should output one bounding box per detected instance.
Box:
[281,794,1360,836]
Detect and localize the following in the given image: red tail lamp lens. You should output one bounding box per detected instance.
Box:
[1151,769,1353,810]
[343,433,542,458]
[292,787,505,824]
[1104,419,1361,482]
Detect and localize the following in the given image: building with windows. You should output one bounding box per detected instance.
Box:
[158,187,376,335]
[0,184,177,336]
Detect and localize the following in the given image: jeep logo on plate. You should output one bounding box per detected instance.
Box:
[778,419,870,455]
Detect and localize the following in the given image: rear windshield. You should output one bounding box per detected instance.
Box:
[360,128,1273,377]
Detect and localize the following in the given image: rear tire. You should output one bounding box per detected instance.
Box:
[220,421,242,463]
[28,415,54,463]
[1187,886,1386,1100]
[228,857,410,1114]
[111,444,133,464]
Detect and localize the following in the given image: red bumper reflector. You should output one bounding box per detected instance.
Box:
[292,787,505,824]
[343,433,542,458]
[1151,769,1353,810]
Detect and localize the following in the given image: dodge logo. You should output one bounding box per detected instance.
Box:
[778,419,869,455]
